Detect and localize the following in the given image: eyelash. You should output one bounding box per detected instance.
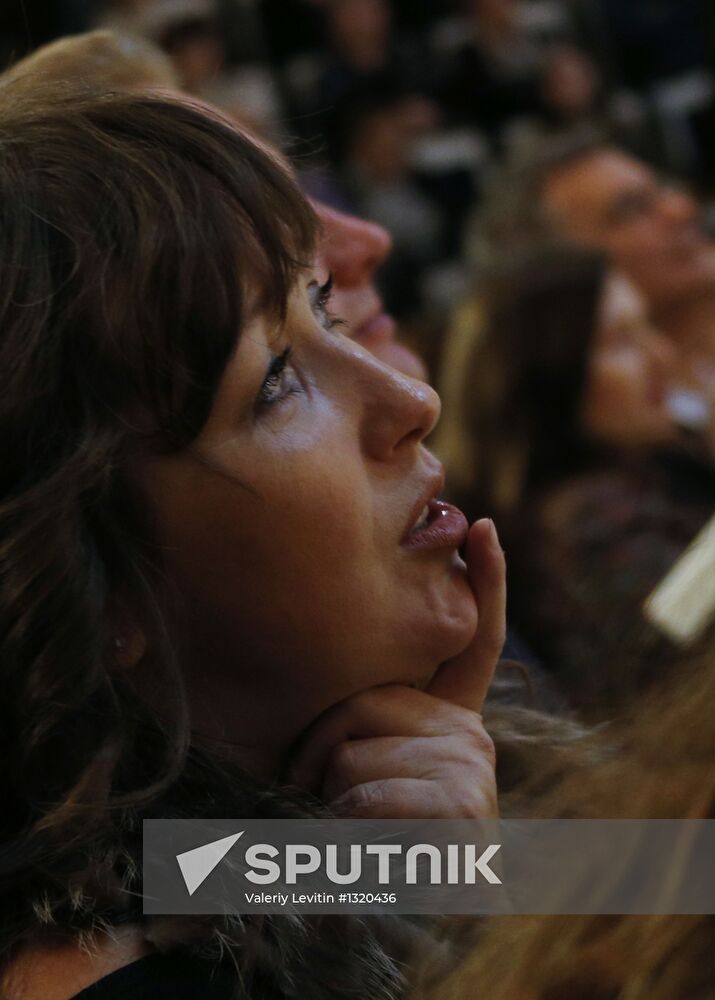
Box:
[255,275,344,412]
[316,274,345,333]
[256,347,297,411]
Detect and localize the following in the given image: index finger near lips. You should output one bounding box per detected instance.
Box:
[425,518,506,714]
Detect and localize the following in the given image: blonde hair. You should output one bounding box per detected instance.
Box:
[1,30,179,93]
[427,645,715,1000]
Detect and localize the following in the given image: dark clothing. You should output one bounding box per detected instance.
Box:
[599,0,711,90]
[72,952,234,999]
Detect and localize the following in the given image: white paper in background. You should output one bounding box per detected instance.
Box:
[644,514,715,644]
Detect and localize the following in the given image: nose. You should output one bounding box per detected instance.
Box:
[356,349,441,461]
[312,201,392,289]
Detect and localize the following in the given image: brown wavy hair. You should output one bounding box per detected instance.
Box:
[0,85,408,999]
[437,242,609,527]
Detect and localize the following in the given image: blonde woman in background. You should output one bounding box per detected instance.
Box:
[423,636,715,1000]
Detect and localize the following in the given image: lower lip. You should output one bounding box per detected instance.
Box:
[401,500,469,552]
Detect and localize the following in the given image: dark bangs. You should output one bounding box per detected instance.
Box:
[0,87,317,464]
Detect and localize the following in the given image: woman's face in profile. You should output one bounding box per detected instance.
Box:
[580,272,680,449]
[138,272,477,768]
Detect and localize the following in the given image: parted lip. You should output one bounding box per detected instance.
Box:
[401,464,446,543]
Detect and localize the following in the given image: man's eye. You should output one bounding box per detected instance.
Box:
[609,191,655,224]
[256,348,298,410]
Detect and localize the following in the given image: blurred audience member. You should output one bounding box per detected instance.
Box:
[437,244,714,715]
[119,0,285,139]
[436,0,546,141]
[476,133,715,386]
[502,45,653,179]
[328,0,392,77]
[540,44,602,124]
[338,91,444,321]
[426,644,715,1000]
[298,0,434,165]
[149,0,223,92]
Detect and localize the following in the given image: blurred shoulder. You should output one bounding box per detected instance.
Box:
[537,469,642,538]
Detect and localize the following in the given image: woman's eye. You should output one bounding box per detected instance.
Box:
[313,274,345,333]
[255,347,300,411]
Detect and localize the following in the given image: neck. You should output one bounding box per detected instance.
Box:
[192,728,287,783]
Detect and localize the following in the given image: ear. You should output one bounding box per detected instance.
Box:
[112,628,148,669]
[111,602,148,670]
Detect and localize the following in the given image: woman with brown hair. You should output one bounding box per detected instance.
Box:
[437,244,714,716]
[0,86,505,998]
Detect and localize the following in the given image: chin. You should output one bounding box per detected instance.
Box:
[414,562,479,664]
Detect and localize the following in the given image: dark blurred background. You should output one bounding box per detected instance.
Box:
[2,0,715,345]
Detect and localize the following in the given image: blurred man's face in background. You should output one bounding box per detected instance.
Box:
[542,149,715,308]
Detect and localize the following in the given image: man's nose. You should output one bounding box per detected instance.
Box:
[314,202,392,288]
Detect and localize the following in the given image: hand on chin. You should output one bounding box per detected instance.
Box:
[286,519,506,820]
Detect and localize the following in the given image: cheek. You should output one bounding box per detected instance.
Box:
[590,351,645,411]
[149,448,379,656]
[142,441,475,723]
[613,225,669,276]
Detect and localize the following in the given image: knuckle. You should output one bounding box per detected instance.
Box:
[347,781,390,815]
[461,721,496,764]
